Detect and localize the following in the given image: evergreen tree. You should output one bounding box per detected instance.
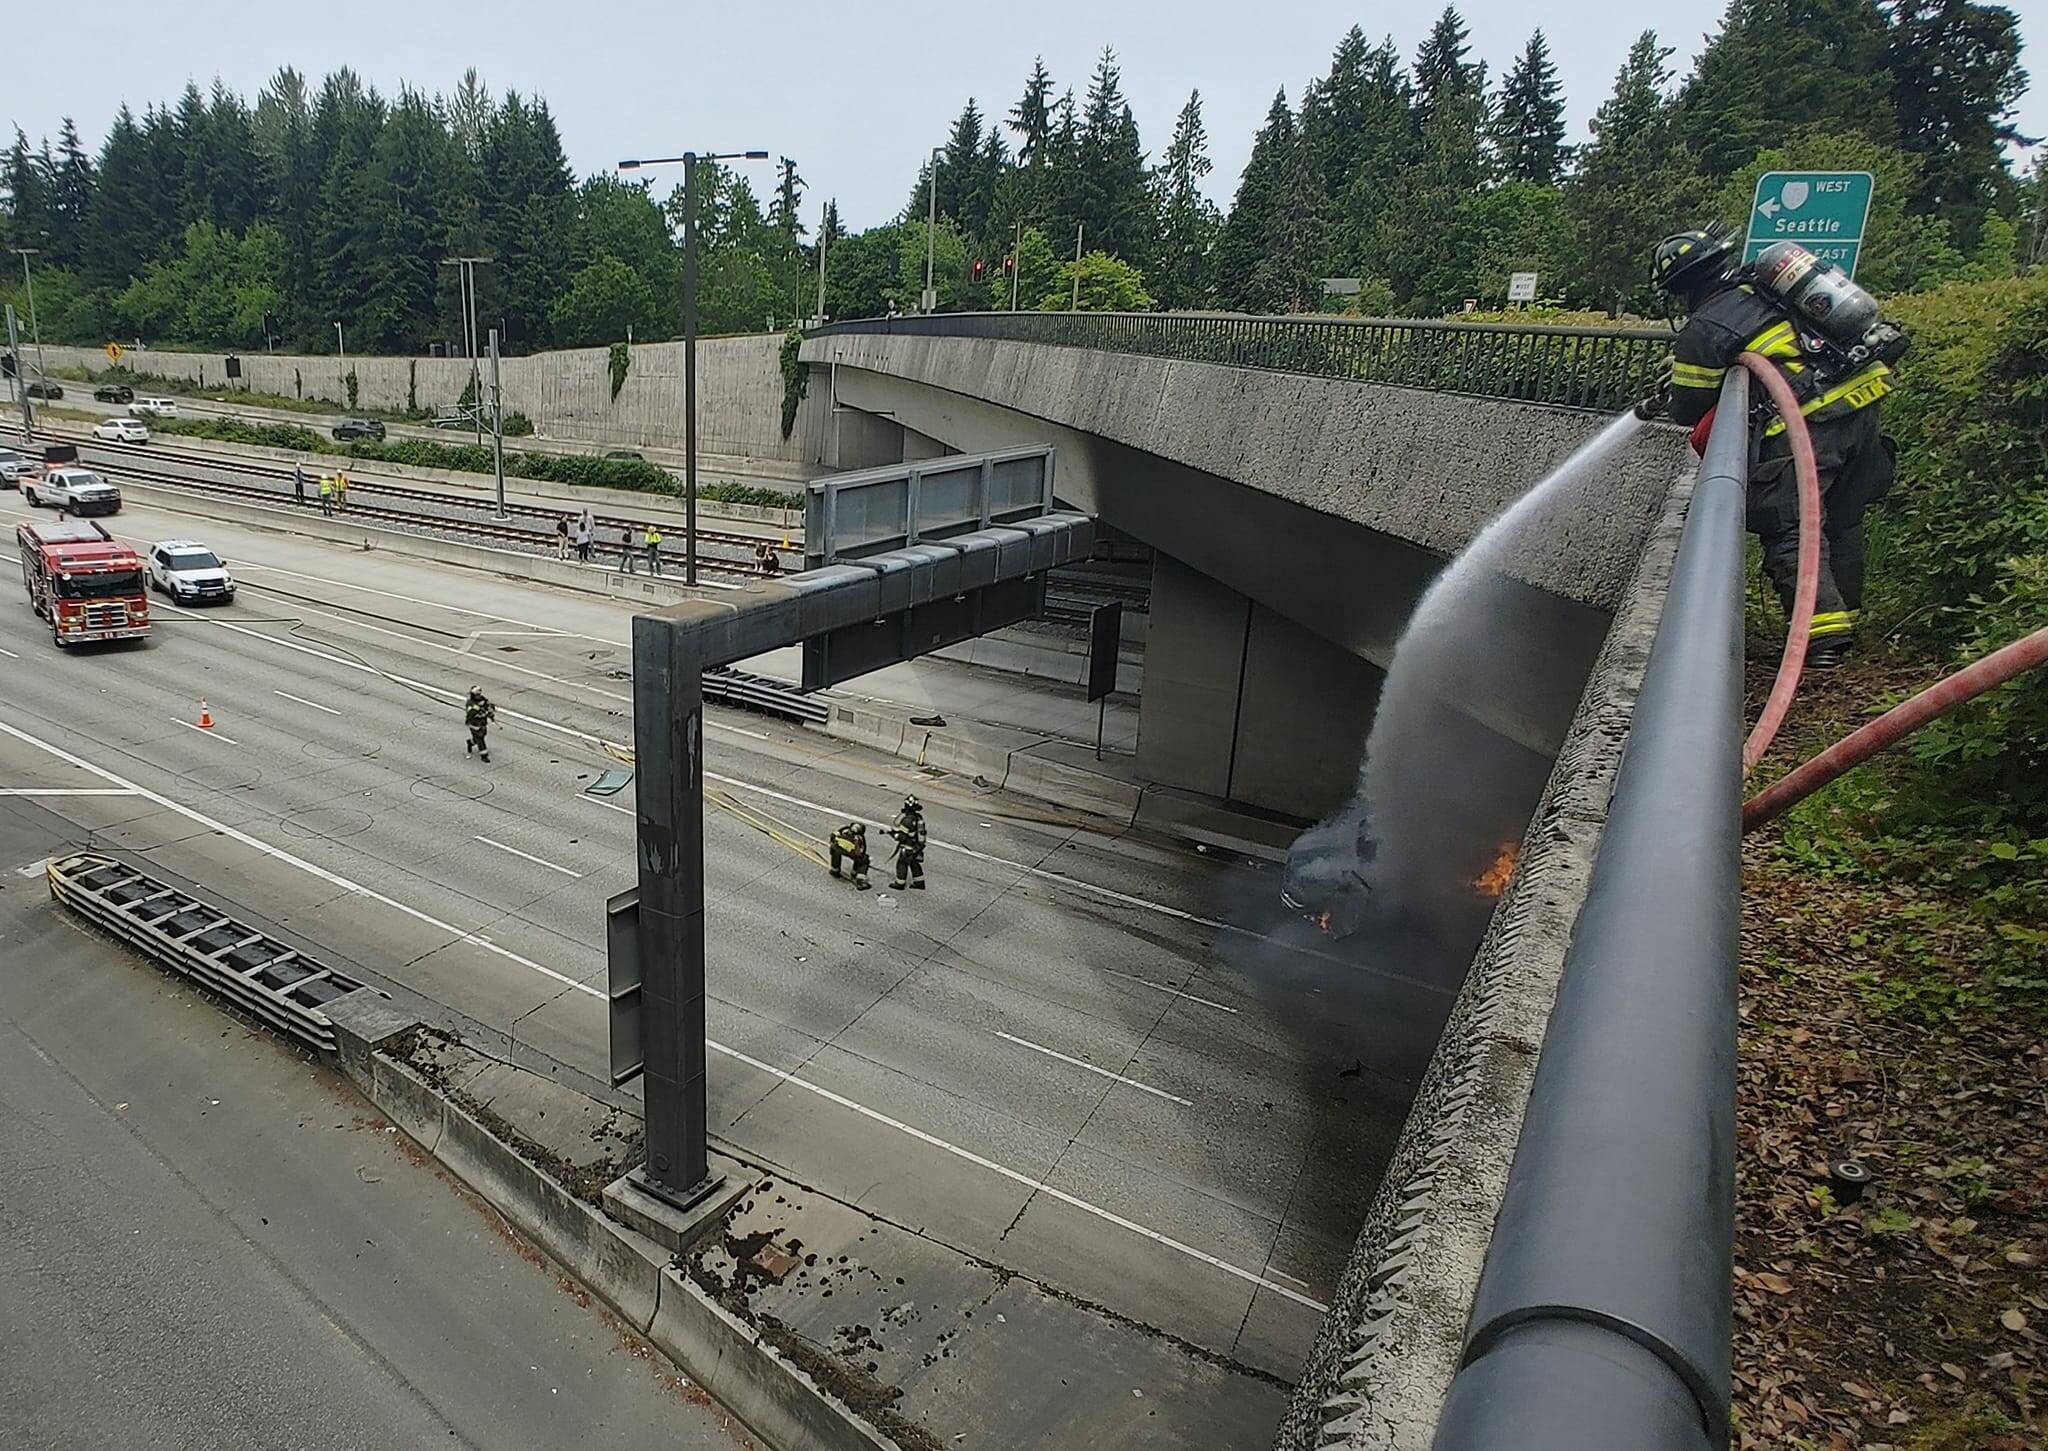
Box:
[1492,31,1569,185]
[1884,0,2030,249]
[1008,58,1056,163]
[771,157,805,241]
[479,92,574,349]
[84,106,154,286]
[1152,90,1220,309]
[1213,91,1313,312]
[45,119,95,268]
[351,91,457,351]
[310,70,385,348]
[442,68,494,163]
[1675,0,1897,179]
[1412,8,1475,131]
[1075,48,1154,272]
[1044,88,1084,244]
[1570,30,1701,311]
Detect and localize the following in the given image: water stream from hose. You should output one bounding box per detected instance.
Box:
[1285,411,1649,959]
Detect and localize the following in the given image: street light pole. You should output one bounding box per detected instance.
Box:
[1072,223,1085,310]
[13,246,45,387]
[1012,221,1022,311]
[6,305,31,437]
[335,321,347,400]
[488,327,507,519]
[441,256,492,444]
[924,148,942,314]
[814,200,829,326]
[620,148,770,590]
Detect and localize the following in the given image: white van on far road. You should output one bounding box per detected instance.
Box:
[129,397,180,419]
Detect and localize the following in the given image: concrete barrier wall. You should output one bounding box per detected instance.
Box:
[32,333,831,467]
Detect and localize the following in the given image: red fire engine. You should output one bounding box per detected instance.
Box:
[16,517,152,647]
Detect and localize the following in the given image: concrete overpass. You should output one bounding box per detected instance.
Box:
[801,315,1686,820]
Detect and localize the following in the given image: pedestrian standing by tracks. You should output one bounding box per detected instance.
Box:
[318,474,335,515]
[554,515,570,560]
[644,524,664,576]
[620,525,639,574]
[334,470,349,510]
[575,510,594,562]
[293,462,307,506]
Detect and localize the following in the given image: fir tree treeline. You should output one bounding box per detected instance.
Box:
[0,67,818,353]
[890,0,2031,317]
[0,4,2034,352]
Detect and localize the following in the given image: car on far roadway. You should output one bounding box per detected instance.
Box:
[25,380,63,400]
[93,383,136,404]
[333,417,387,442]
[0,448,25,487]
[92,417,151,444]
[130,396,179,419]
[23,466,121,516]
[146,539,236,603]
[603,449,644,462]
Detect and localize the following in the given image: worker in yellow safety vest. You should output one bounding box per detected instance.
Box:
[1652,226,1899,669]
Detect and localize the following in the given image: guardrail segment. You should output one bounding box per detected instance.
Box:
[1432,369,1749,1450]
[809,311,1675,412]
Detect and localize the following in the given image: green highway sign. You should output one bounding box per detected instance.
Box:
[1744,170,1874,277]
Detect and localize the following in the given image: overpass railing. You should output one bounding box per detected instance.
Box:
[1431,369,1749,1451]
[807,311,1674,412]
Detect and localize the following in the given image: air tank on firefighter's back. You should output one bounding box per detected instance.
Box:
[1750,240,1907,366]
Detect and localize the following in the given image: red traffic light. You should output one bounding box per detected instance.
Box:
[972,258,986,280]
[1003,256,1016,274]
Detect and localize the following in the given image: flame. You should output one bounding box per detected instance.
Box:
[1314,910,1333,935]
[1472,842,1519,899]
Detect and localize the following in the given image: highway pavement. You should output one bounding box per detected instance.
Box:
[0,796,747,1450]
[0,493,1454,1383]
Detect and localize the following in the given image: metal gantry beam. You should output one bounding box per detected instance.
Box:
[613,494,1094,1206]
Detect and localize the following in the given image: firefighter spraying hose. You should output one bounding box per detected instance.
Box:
[1635,226,2047,827]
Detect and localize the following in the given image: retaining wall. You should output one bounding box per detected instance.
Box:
[31,332,831,468]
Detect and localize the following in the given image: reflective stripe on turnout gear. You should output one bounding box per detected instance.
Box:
[1808,609,1857,639]
[1670,361,1726,389]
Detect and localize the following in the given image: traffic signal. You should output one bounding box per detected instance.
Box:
[1003,256,1016,276]
[972,258,986,281]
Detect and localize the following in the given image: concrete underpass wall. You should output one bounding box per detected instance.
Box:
[1142,554,1383,819]
[31,335,829,467]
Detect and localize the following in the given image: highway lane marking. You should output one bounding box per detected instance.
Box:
[0,719,596,1001]
[273,690,342,716]
[712,1038,1325,1312]
[0,717,1325,1317]
[473,834,583,879]
[140,594,1381,985]
[171,719,240,746]
[205,589,770,742]
[0,645,18,659]
[0,787,139,796]
[1099,968,1240,1015]
[143,601,1215,928]
[992,1031,1193,1105]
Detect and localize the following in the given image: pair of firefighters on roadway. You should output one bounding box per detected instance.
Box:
[456,685,929,898]
[830,796,927,893]
[1647,225,1900,670]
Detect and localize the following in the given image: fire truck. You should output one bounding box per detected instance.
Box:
[16,517,152,647]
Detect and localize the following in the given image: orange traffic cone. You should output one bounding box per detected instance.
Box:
[197,699,214,730]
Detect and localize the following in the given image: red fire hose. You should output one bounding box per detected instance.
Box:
[1737,352,1822,772]
[1743,625,2048,831]
[1702,355,2047,830]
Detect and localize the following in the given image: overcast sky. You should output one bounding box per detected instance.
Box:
[12,0,2045,232]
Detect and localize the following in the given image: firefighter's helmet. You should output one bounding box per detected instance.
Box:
[902,795,922,815]
[1649,226,1739,297]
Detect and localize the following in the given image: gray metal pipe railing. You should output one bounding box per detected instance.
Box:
[808,311,1674,412]
[1433,370,1751,1451]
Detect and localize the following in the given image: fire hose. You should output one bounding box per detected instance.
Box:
[1726,354,2048,829]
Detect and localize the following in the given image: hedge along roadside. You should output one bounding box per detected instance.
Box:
[150,415,800,509]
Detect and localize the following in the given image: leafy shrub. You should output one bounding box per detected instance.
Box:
[779,331,807,439]
[1864,272,2048,829]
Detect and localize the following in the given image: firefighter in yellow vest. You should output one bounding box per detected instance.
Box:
[1652,226,1898,668]
[829,822,871,890]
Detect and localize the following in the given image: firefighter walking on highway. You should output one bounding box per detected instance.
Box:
[829,822,871,890]
[464,686,497,762]
[1650,225,1900,669]
[888,795,927,890]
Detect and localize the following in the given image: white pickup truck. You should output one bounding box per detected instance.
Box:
[23,465,123,516]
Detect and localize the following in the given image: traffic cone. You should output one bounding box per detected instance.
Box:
[197,699,214,730]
